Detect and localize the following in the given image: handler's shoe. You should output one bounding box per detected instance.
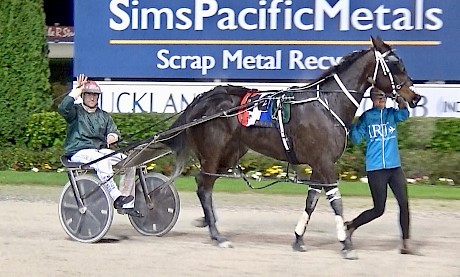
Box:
[400,239,421,255]
[117,208,143,217]
[342,221,358,260]
[345,221,355,241]
[113,195,134,209]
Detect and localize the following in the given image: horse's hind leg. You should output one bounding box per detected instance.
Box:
[195,172,232,248]
[292,186,321,252]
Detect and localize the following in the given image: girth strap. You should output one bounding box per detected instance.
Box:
[273,96,299,164]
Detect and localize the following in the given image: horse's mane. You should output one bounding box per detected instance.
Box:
[317,49,369,80]
[189,85,245,109]
[169,85,240,128]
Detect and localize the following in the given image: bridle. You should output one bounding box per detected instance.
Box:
[367,49,412,99]
[329,48,411,110]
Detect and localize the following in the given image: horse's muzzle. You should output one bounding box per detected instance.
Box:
[408,93,422,108]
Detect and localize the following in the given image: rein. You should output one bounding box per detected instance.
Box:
[115,47,403,188]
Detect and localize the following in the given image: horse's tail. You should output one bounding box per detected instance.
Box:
[160,85,241,179]
[161,112,191,180]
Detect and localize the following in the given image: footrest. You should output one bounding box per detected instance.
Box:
[117,208,143,217]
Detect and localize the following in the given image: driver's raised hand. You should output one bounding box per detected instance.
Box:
[71,74,89,99]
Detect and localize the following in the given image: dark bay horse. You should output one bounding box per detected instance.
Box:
[162,36,421,258]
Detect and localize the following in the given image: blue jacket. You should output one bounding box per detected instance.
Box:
[350,107,409,172]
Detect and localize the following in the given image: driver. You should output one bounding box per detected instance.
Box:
[58,74,141,217]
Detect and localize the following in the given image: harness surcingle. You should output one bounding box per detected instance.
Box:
[238,90,298,164]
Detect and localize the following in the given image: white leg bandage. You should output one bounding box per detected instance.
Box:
[295,211,310,236]
[335,215,346,241]
[325,187,341,202]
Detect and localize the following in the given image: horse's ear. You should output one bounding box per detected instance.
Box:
[371,36,382,46]
[370,36,388,51]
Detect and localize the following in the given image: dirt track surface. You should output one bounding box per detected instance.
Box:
[1,185,459,277]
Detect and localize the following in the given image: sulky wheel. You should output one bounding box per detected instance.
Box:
[58,175,113,243]
[129,173,180,236]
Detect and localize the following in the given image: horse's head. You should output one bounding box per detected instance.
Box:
[369,36,421,108]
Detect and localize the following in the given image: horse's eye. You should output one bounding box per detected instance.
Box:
[387,59,405,73]
[399,59,406,72]
[387,62,400,72]
[387,54,406,72]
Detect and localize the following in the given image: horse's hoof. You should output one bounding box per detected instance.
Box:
[342,249,358,260]
[218,241,233,248]
[192,217,208,228]
[292,241,307,252]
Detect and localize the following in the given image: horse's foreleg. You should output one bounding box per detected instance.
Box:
[325,186,357,259]
[292,186,321,252]
[195,174,231,248]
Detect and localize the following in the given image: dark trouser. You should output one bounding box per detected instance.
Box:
[349,167,410,239]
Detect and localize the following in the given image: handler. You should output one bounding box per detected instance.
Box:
[58,73,141,217]
[346,88,416,254]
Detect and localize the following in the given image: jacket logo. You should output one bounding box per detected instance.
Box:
[368,122,395,139]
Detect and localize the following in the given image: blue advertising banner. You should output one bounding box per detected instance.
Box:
[74,0,460,81]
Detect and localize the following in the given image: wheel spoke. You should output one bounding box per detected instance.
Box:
[74,213,84,234]
[94,193,110,206]
[62,202,79,210]
[85,209,103,233]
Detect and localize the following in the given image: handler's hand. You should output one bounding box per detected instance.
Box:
[396,96,408,109]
